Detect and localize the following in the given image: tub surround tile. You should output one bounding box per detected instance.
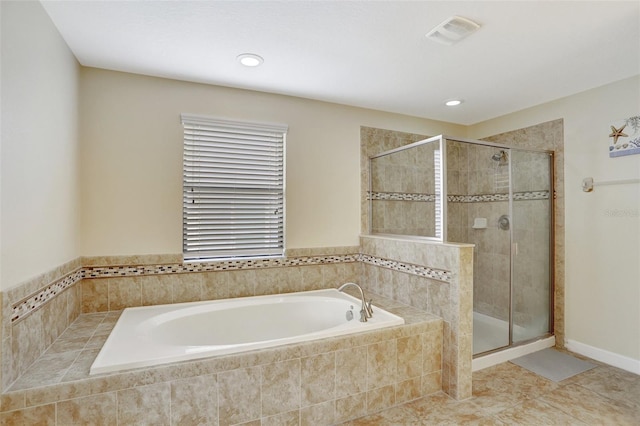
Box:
[0,402,56,425]
[61,348,100,383]
[336,346,368,398]
[202,271,230,300]
[9,351,80,391]
[335,392,367,424]
[261,358,301,416]
[82,254,183,267]
[397,334,423,381]
[9,249,444,324]
[80,279,109,313]
[2,293,441,423]
[56,392,117,425]
[422,371,443,396]
[300,265,324,291]
[117,383,171,426]
[361,235,473,400]
[218,367,261,426]
[301,352,336,406]
[300,400,336,426]
[395,376,422,404]
[141,275,173,306]
[367,340,397,390]
[172,272,204,303]
[261,410,299,426]
[108,277,142,311]
[0,391,25,413]
[170,374,218,426]
[1,249,452,423]
[6,346,631,426]
[366,384,395,413]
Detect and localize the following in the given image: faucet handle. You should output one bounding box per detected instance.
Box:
[366,299,373,317]
[359,308,368,322]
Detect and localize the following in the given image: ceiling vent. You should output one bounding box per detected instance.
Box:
[426,16,480,45]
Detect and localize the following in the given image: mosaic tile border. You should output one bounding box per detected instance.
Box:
[359,254,451,282]
[11,255,358,323]
[368,191,437,202]
[369,191,549,203]
[10,251,452,323]
[10,270,83,323]
[448,191,549,202]
[82,254,358,278]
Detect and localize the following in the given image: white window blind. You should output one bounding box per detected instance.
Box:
[434,149,442,239]
[182,114,287,261]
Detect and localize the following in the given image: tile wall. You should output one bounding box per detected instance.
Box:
[0,248,359,392]
[369,138,438,237]
[482,119,564,345]
[0,301,443,425]
[360,127,429,234]
[362,122,564,348]
[1,258,83,393]
[360,235,474,400]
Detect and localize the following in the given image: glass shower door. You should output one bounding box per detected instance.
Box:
[446,142,512,355]
[510,150,553,343]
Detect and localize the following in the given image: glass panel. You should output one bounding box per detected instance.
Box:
[446,140,511,355]
[511,150,552,343]
[369,137,442,239]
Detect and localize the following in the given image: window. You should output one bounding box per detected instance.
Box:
[181,114,287,261]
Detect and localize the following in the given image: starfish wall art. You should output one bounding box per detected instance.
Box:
[609,115,640,157]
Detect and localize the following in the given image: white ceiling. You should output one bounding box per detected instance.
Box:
[41,1,640,125]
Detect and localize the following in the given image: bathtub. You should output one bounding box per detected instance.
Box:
[90,288,404,375]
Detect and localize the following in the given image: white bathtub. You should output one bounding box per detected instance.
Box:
[90,288,404,375]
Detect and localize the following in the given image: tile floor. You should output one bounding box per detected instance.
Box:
[344,356,640,425]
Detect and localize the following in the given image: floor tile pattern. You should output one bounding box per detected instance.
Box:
[344,356,640,425]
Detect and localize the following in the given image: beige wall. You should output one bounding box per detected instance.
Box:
[469,76,640,364]
[0,1,80,291]
[79,68,465,256]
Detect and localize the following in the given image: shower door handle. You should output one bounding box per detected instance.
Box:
[512,242,518,256]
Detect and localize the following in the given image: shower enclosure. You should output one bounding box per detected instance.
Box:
[369,135,554,356]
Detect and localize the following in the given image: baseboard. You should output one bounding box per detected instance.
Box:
[565,339,640,375]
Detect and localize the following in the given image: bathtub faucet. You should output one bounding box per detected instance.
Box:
[337,282,373,322]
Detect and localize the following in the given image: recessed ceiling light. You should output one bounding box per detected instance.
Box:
[237,53,263,67]
[445,99,463,107]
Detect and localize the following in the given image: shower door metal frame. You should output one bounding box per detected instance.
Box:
[441,136,556,357]
[367,134,555,356]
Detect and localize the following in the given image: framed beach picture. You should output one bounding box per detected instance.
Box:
[609,115,640,157]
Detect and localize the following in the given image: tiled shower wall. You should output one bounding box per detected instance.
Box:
[369,139,437,237]
[446,141,553,328]
[361,127,429,234]
[482,119,564,345]
[362,122,564,346]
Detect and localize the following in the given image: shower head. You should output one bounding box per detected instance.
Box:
[492,150,507,162]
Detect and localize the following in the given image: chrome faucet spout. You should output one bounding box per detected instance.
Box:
[337,282,373,322]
